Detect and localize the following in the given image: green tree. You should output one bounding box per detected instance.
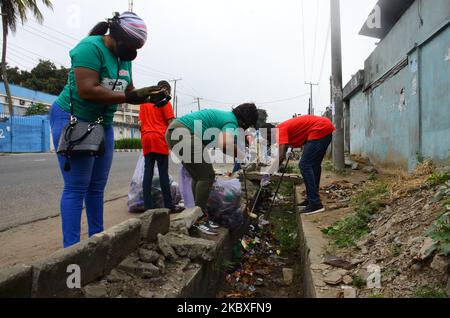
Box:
[23,60,68,95]
[256,108,268,128]
[25,102,48,116]
[1,0,53,115]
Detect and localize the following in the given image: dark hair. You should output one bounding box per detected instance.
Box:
[158,80,171,93]
[260,123,275,145]
[232,103,258,130]
[89,21,110,36]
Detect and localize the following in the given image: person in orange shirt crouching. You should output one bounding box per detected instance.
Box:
[263,115,335,215]
[139,81,179,213]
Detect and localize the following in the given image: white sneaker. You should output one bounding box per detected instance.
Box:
[194,224,218,236]
[207,220,220,229]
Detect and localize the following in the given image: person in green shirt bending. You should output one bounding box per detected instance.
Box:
[166,104,259,235]
[50,12,169,248]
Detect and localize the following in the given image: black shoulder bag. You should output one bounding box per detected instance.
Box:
[57,60,120,172]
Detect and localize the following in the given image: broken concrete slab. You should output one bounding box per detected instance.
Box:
[0,264,33,298]
[170,207,203,229]
[138,289,155,298]
[282,268,294,285]
[105,269,132,283]
[430,254,450,274]
[157,233,179,261]
[323,270,344,285]
[343,275,353,285]
[140,209,170,242]
[103,218,141,273]
[139,248,160,264]
[311,263,331,271]
[324,255,354,270]
[362,166,377,174]
[416,237,436,261]
[342,286,357,298]
[31,233,109,298]
[82,281,108,298]
[117,256,160,278]
[163,232,217,262]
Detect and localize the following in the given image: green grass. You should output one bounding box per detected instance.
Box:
[114,138,142,150]
[321,160,350,176]
[352,275,366,289]
[428,172,450,186]
[269,196,299,254]
[322,182,388,248]
[426,211,450,256]
[414,285,447,298]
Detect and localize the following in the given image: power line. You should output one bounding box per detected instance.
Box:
[317,18,331,83]
[5,56,33,70]
[310,0,321,81]
[300,0,307,81]
[7,42,68,66]
[24,24,76,47]
[30,18,80,42]
[26,20,181,80]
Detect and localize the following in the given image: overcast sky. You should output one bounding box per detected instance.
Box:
[4,0,379,122]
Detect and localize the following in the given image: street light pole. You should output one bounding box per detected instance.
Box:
[305,82,319,115]
[169,78,182,117]
[330,0,345,170]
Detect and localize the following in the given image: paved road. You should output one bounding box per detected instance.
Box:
[0,152,181,232]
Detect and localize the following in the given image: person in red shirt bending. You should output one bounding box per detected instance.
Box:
[140,81,177,213]
[275,115,335,214]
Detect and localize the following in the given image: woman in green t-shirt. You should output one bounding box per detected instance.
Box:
[50,12,169,248]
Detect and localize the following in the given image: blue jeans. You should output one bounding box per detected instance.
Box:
[143,153,174,210]
[50,103,114,248]
[299,134,332,206]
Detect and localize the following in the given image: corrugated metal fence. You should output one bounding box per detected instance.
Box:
[0,113,50,153]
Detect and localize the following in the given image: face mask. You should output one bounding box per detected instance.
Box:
[116,41,137,61]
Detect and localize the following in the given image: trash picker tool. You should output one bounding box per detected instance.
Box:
[267,156,291,214]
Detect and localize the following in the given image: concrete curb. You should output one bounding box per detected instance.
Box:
[295,185,341,298]
[0,265,33,298]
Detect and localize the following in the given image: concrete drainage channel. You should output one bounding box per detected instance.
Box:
[0,207,249,298]
[0,179,315,298]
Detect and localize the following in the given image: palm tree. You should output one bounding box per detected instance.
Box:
[1,0,53,116]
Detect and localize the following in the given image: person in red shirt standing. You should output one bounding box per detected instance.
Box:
[140,81,176,212]
[275,115,335,214]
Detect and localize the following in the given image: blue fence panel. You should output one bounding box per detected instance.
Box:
[0,117,12,152]
[0,113,50,153]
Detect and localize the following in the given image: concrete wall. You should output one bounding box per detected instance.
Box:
[347,0,450,170]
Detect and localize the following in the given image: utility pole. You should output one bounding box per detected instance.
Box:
[305,82,319,115]
[195,97,202,111]
[169,78,182,117]
[128,0,134,12]
[330,0,345,170]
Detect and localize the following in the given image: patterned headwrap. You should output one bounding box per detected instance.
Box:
[113,12,147,48]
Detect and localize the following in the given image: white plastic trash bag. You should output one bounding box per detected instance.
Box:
[179,166,195,209]
[128,152,146,213]
[207,178,243,229]
[127,153,181,212]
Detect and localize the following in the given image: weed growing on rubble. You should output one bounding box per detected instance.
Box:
[414,285,448,298]
[427,172,450,187]
[351,275,366,288]
[269,202,299,254]
[426,211,450,256]
[321,182,388,248]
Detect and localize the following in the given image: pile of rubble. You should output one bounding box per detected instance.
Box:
[316,174,450,298]
[80,205,224,299]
